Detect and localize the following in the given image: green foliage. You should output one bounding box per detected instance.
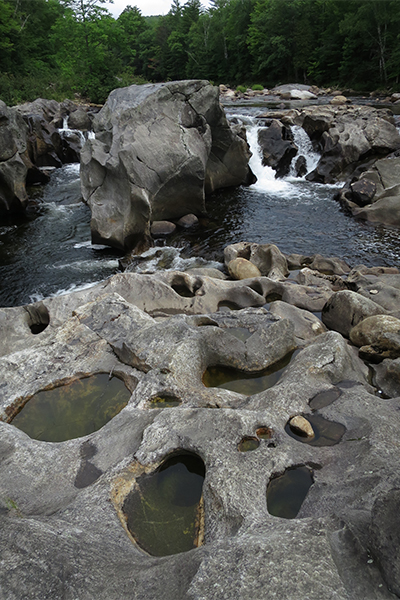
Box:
[251,84,263,90]
[236,84,246,92]
[2,0,400,106]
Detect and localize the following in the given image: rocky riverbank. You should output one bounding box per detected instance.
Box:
[1,241,400,599]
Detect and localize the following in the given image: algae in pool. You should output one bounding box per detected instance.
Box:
[11,374,130,442]
[267,466,314,519]
[238,436,260,452]
[202,352,294,395]
[123,453,205,556]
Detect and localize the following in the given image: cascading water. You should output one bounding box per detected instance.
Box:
[59,116,86,146]
[289,125,320,176]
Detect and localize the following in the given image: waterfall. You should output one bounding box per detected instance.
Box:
[229,113,321,192]
[289,125,320,176]
[59,116,87,146]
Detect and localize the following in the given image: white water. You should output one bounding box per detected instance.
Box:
[290,125,320,175]
[231,114,321,194]
[246,125,292,194]
[59,116,87,146]
[131,246,223,274]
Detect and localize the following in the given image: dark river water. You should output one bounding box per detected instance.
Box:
[0,107,399,308]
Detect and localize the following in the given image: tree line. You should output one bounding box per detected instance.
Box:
[1,0,399,106]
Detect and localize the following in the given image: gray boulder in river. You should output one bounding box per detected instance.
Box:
[80,80,254,252]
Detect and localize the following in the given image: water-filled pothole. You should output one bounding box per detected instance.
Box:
[285,413,346,446]
[266,466,314,519]
[122,453,205,556]
[256,426,273,439]
[238,436,260,452]
[149,394,182,408]
[11,374,130,442]
[202,351,295,395]
[309,387,342,410]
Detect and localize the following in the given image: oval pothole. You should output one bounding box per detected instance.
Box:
[121,452,205,557]
[202,351,295,395]
[266,465,314,519]
[10,374,131,442]
[238,436,260,452]
[285,413,346,446]
[148,394,182,408]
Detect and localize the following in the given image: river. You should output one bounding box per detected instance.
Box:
[0,105,399,308]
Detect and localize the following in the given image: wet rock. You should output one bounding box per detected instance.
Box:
[176,213,199,228]
[81,80,253,251]
[295,155,307,177]
[227,258,261,280]
[151,221,177,238]
[349,315,400,360]
[269,300,327,343]
[350,178,377,206]
[330,95,348,105]
[257,120,298,178]
[289,415,315,437]
[322,290,387,338]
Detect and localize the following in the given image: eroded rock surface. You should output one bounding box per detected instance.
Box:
[1,242,400,599]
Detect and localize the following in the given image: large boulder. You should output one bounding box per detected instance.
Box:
[80,80,253,252]
[0,100,32,215]
[300,105,400,184]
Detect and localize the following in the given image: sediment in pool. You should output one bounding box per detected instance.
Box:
[10,374,131,442]
[121,453,206,556]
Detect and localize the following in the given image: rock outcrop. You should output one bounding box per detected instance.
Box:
[80,80,254,252]
[338,156,400,227]
[298,105,400,184]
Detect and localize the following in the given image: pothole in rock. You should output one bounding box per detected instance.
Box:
[256,426,273,440]
[121,453,205,557]
[309,387,342,410]
[148,394,182,408]
[266,466,314,519]
[24,302,50,334]
[10,374,131,442]
[218,301,242,312]
[285,413,346,446]
[202,351,296,395]
[238,436,260,452]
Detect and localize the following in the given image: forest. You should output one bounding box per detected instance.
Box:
[0,0,400,105]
